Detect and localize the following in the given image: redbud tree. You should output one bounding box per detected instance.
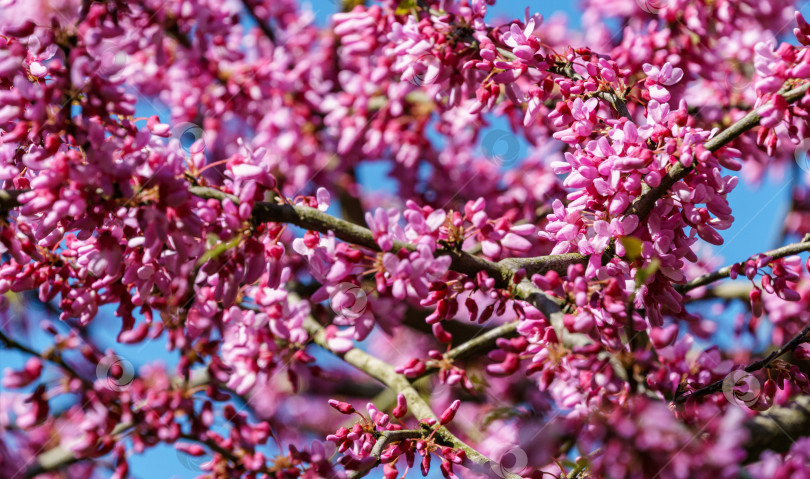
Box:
[3,0,810,477]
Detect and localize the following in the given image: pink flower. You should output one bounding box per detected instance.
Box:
[502,18,539,60]
[643,62,684,102]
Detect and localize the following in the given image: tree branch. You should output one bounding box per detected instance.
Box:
[347,429,426,479]
[412,321,519,381]
[189,185,526,285]
[1,185,589,386]
[0,329,90,388]
[744,395,810,462]
[23,369,210,477]
[240,0,277,44]
[625,81,810,223]
[685,281,752,302]
[302,317,521,479]
[547,61,632,120]
[674,322,810,405]
[2,185,574,364]
[499,254,587,280]
[188,186,581,351]
[677,239,810,293]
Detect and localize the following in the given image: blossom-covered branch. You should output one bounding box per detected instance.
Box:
[346,430,426,479]
[679,238,810,292]
[5,0,810,477]
[187,186,570,285]
[625,81,810,223]
[744,395,810,462]
[303,317,522,479]
[674,321,810,404]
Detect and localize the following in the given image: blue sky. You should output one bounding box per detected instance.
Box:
[0,1,798,478]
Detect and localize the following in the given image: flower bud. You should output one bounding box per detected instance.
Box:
[328,399,355,415]
[392,393,408,418]
[439,400,461,425]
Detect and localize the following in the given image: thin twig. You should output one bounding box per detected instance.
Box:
[626,81,810,223]
[412,321,520,381]
[547,61,632,120]
[0,329,89,386]
[24,369,211,477]
[347,430,425,479]
[240,0,277,44]
[677,239,810,293]
[177,432,276,475]
[303,317,522,479]
[674,322,810,404]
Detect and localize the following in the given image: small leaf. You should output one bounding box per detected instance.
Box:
[620,236,643,260]
[395,0,417,14]
[635,259,661,288]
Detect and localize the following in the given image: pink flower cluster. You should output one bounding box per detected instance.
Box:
[327,396,466,478]
[3,0,810,477]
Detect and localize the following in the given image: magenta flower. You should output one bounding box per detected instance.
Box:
[643,62,685,102]
[2,2,810,478]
